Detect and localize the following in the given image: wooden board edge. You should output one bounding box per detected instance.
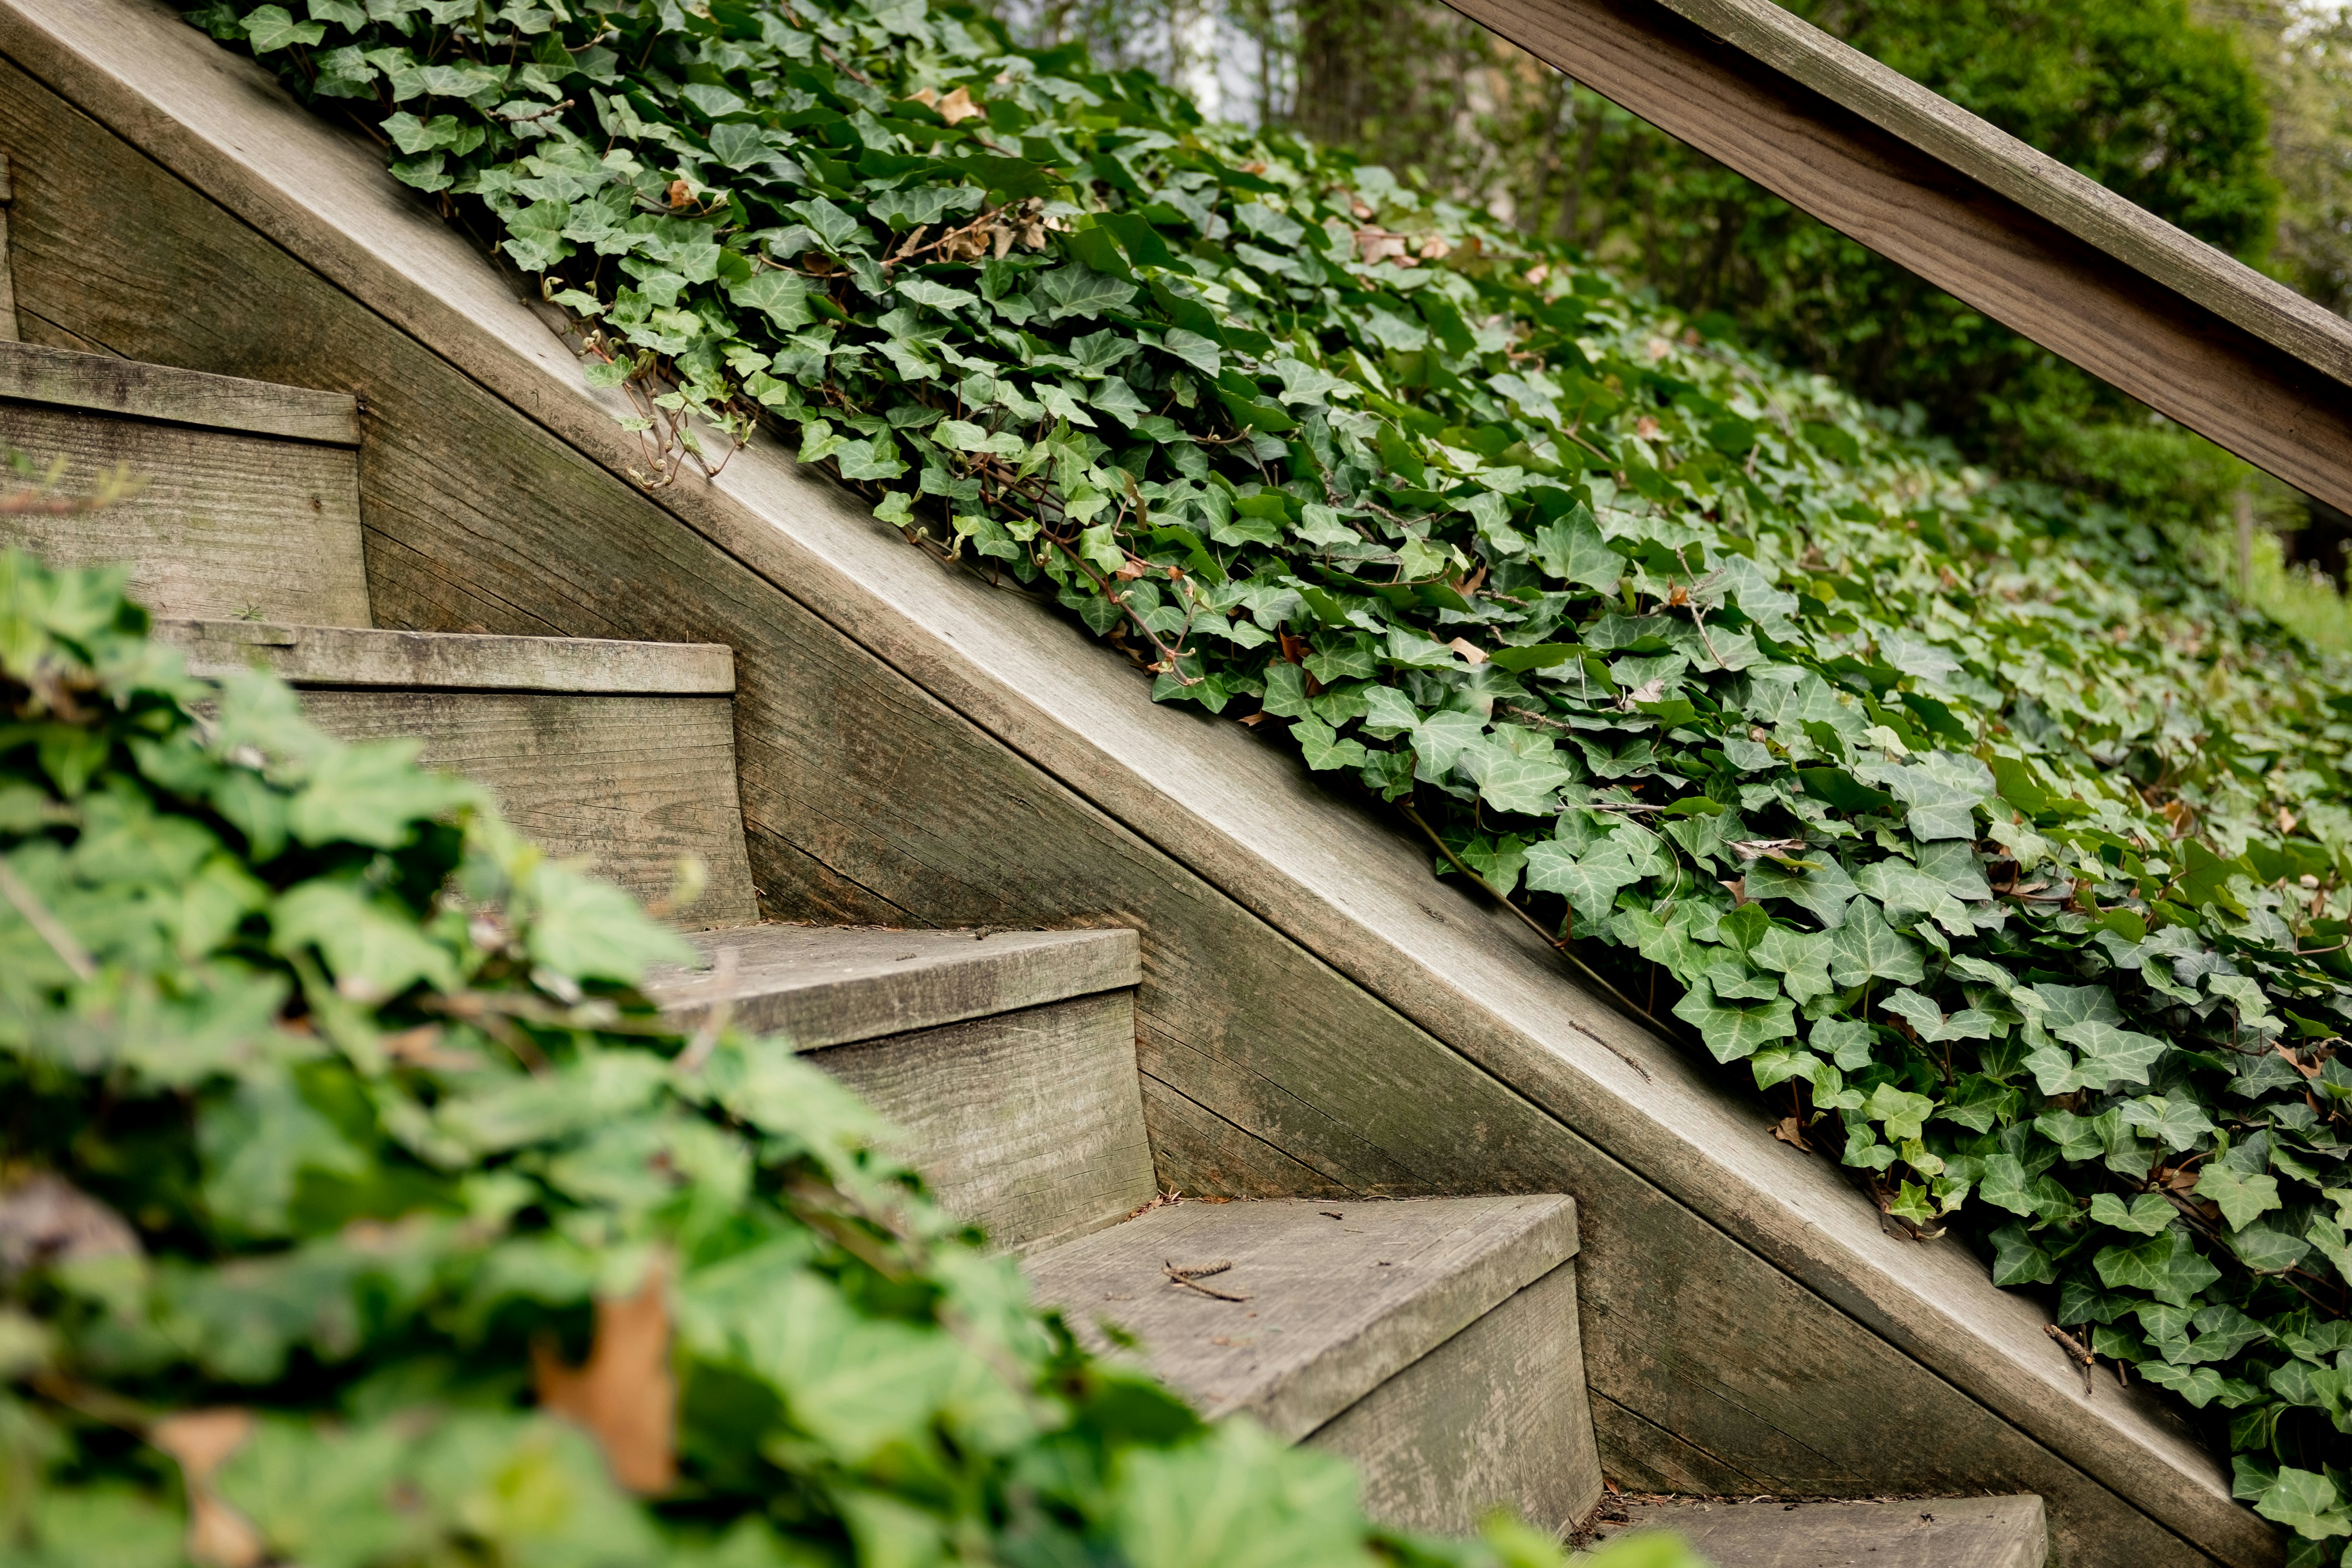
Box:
[0,335,360,444]
[1640,0,2352,386]
[154,619,737,693]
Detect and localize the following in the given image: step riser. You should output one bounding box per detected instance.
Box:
[1308,1260,1601,1537]
[659,925,1141,1050]
[803,992,1155,1254]
[298,689,757,927]
[0,400,368,625]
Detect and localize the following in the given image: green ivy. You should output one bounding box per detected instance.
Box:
[185,0,2352,1553]
[3,548,1699,1564]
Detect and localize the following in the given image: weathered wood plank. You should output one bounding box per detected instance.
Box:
[810,992,1155,1254]
[1439,0,2352,516]
[1025,1196,1579,1442]
[0,336,356,441]
[1592,1493,2049,1568]
[296,690,757,927]
[647,924,1139,1047]
[0,398,369,625]
[0,23,2259,1564]
[156,618,735,693]
[1308,1261,1602,1537]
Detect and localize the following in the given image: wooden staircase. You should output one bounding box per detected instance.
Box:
[0,338,2053,1562]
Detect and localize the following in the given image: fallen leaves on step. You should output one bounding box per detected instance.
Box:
[1770,1115,1811,1152]
[151,1408,265,1568]
[533,1255,677,1494]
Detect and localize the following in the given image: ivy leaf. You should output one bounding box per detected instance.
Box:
[2088,1193,2176,1235]
[1670,976,1796,1064]
[786,197,868,253]
[2116,1095,2218,1153]
[2256,1469,2352,1539]
[2094,1228,2223,1308]
[1827,899,1923,987]
[1290,716,1367,773]
[287,742,479,849]
[1746,854,1858,929]
[1530,504,1622,594]
[1160,329,1222,375]
[502,199,576,272]
[730,270,815,331]
[242,3,324,48]
[273,880,460,999]
[1035,263,1137,321]
[2054,1021,2168,1092]
[1524,838,1643,929]
[895,276,979,312]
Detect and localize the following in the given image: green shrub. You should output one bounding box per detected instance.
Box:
[1,549,1688,1565]
[182,0,2352,1554]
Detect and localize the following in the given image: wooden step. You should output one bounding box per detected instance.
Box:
[649,925,1150,1253]
[0,340,368,626]
[1587,1495,2048,1567]
[1024,1195,1600,1536]
[159,620,755,927]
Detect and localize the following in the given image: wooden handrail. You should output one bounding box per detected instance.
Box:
[1446,0,2352,516]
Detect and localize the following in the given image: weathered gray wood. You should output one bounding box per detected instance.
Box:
[0,21,2260,1565]
[296,690,757,927]
[0,399,369,625]
[1436,0,2352,518]
[0,337,355,442]
[1026,1196,1578,1441]
[647,923,1139,1047]
[810,992,1155,1253]
[1592,1494,2049,1567]
[156,618,734,693]
[1308,1260,1602,1537]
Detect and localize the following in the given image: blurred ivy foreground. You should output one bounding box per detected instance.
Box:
[0,549,1702,1566]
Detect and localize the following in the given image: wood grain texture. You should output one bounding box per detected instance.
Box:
[1308,1260,1603,1537]
[156,618,734,692]
[0,336,355,441]
[1441,0,2352,517]
[1025,1196,1578,1441]
[0,399,369,624]
[647,923,1139,1047]
[0,16,2264,1564]
[811,992,1155,1253]
[1592,1494,2049,1568]
[296,690,757,927]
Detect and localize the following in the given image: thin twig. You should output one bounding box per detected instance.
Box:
[1399,804,1659,1081]
[0,860,95,980]
[1165,1260,1248,1302]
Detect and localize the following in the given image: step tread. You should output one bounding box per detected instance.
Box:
[157,620,735,694]
[0,338,358,445]
[1595,1495,2047,1568]
[1024,1195,1577,1442]
[647,924,1139,1048]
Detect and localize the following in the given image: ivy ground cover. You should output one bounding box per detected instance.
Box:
[191,0,2352,1553]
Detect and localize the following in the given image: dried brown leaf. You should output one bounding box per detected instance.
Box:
[935,85,982,124]
[151,1409,264,1568]
[532,1256,676,1495]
